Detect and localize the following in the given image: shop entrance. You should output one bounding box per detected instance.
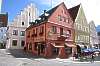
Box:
[35,42,45,56]
[52,47,59,58]
[37,44,45,55]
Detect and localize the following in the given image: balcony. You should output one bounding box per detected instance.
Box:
[57,34,71,41]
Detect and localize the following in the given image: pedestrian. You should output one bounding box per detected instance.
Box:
[91,54,95,63]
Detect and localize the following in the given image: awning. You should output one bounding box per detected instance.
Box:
[65,43,76,47]
[77,44,85,48]
[51,43,64,48]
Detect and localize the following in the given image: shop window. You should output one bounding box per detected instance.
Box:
[12,40,17,46]
[52,47,59,55]
[29,43,32,50]
[65,45,72,54]
[21,40,25,47]
[34,43,38,51]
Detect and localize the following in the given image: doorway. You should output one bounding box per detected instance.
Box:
[35,42,45,56]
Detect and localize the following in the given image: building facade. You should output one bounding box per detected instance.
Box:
[0,13,8,27]
[97,32,100,49]
[6,3,38,49]
[89,21,98,48]
[25,3,76,58]
[70,4,90,54]
[0,13,8,48]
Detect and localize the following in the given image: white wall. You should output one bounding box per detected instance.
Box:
[6,3,38,49]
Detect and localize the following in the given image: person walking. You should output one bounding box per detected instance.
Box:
[91,54,95,63]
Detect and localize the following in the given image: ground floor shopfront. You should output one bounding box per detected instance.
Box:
[76,42,90,55]
[25,40,76,58]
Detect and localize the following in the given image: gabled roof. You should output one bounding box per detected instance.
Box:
[26,2,65,30]
[39,2,64,21]
[68,4,80,21]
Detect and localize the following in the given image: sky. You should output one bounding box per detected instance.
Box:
[0,0,100,26]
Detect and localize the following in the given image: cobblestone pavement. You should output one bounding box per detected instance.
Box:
[0,49,100,66]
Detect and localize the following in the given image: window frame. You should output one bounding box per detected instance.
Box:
[12,40,17,46]
[13,30,18,35]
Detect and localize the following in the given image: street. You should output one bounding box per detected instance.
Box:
[0,49,100,66]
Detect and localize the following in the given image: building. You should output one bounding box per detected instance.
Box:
[69,4,90,54]
[96,25,100,49]
[89,21,98,48]
[25,2,76,58]
[97,32,100,49]
[0,13,8,48]
[0,13,8,27]
[0,0,2,12]
[6,3,38,49]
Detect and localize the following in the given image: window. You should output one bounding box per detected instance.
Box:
[21,40,25,47]
[29,12,30,16]
[34,28,38,36]
[67,30,71,35]
[63,17,66,22]
[32,29,35,37]
[22,22,24,25]
[0,22,3,27]
[52,26,57,34]
[60,28,63,35]
[58,15,62,21]
[20,31,25,36]
[27,31,30,37]
[29,43,32,50]
[40,26,44,35]
[12,40,17,46]
[13,30,18,35]
[34,43,38,51]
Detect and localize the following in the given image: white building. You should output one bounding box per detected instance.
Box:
[6,3,38,49]
[89,21,98,48]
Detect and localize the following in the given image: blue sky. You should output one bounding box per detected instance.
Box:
[1,0,51,23]
[1,0,100,26]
